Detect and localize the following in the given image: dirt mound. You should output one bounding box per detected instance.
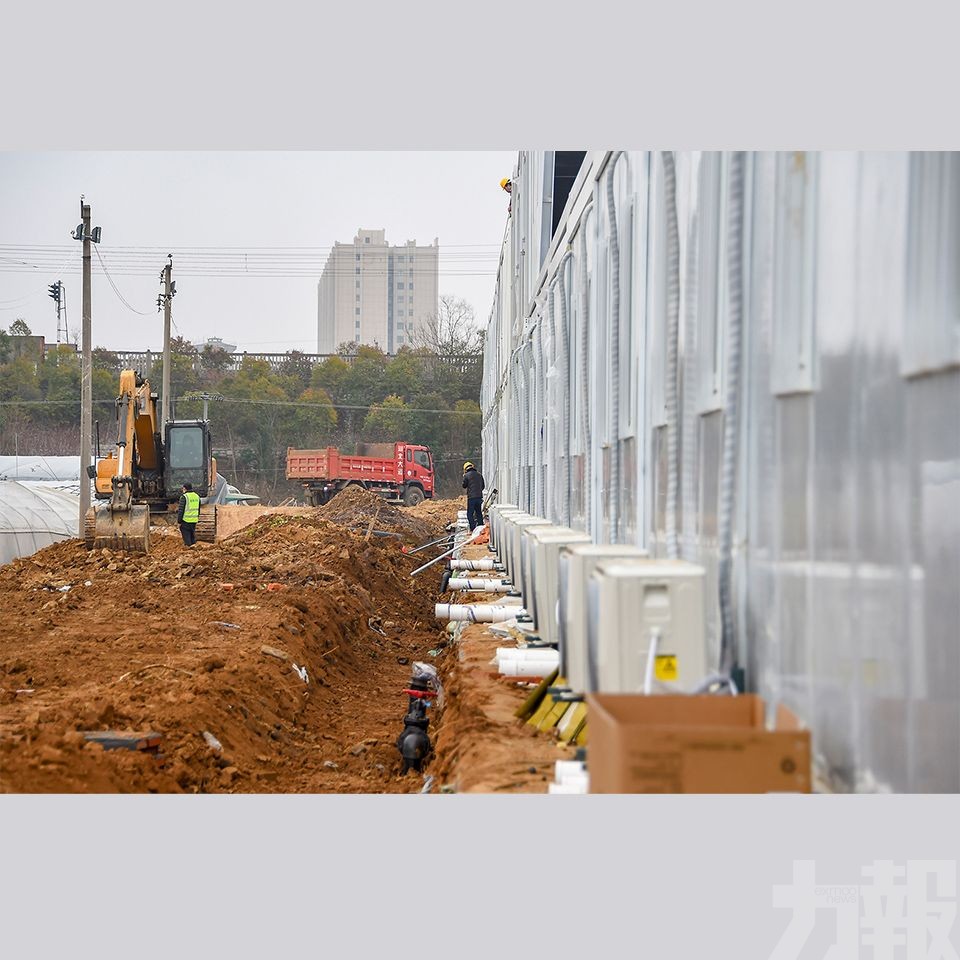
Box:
[0,510,449,793]
[408,498,462,527]
[319,485,441,544]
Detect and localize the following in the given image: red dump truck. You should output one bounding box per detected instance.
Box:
[286,442,435,507]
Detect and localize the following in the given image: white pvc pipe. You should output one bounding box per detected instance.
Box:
[548,782,588,795]
[448,578,513,592]
[450,559,502,571]
[435,604,525,623]
[498,658,559,678]
[555,770,590,787]
[555,761,587,779]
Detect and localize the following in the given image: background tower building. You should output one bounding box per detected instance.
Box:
[317,228,439,354]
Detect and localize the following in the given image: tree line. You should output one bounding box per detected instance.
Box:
[0,302,484,501]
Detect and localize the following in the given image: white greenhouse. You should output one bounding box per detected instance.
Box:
[0,481,80,565]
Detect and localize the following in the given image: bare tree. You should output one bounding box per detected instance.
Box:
[413,295,483,358]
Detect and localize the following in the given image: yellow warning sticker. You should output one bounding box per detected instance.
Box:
[655,655,678,682]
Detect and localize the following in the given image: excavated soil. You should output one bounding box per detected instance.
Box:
[0,488,461,793]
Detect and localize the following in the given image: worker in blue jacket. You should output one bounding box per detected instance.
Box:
[462,461,485,531]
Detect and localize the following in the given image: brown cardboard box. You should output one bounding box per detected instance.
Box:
[585,694,811,793]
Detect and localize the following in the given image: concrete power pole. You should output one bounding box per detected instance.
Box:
[79,200,93,534]
[161,256,173,428]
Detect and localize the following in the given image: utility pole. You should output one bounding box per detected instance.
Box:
[77,201,93,533]
[159,256,175,428]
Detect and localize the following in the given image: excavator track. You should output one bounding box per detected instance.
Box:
[83,509,97,549]
[196,505,217,543]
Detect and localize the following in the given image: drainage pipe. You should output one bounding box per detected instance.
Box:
[435,603,526,623]
[447,578,514,593]
[450,558,503,571]
[498,657,560,678]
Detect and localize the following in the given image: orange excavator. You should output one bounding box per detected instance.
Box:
[84,369,217,552]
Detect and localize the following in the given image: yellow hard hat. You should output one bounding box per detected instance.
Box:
[499,178,510,190]
[463,461,475,471]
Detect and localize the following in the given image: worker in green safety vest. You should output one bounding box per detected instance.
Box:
[178,482,201,547]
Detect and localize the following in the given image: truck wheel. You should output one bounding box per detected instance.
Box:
[403,486,425,507]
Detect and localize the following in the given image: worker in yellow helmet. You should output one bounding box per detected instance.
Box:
[462,461,485,531]
[500,177,512,215]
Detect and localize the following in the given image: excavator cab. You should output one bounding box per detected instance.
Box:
[164,421,212,496]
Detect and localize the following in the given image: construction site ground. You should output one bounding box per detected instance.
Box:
[0,488,566,793]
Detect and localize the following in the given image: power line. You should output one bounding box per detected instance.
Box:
[93,246,154,316]
[0,397,482,416]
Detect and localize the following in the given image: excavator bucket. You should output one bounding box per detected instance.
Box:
[84,504,151,553]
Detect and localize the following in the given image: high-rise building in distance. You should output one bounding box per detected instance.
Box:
[317,228,439,354]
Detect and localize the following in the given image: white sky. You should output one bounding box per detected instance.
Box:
[0,151,515,353]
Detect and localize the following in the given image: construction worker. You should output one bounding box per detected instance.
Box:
[178,482,201,547]
[462,461,485,531]
[500,177,512,215]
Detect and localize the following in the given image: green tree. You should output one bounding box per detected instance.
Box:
[362,395,410,441]
[278,350,313,391]
[292,387,338,446]
[311,356,350,399]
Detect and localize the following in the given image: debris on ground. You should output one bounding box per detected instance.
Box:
[0,495,462,793]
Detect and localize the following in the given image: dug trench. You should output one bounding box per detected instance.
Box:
[0,487,460,793]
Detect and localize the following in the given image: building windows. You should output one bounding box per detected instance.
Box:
[355,293,360,301]
[355,254,361,261]
[409,283,414,291]
[364,237,370,244]
[355,307,360,315]
[355,267,360,275]
[355,320,361,329]
[355,280,360,288]
[355,334,361,342]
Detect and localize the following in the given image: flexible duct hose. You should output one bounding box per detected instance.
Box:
[579,229,592,533]
[661,151,681,560]
[556,251,574,527]
[547,287,558,520]
[605,153,624,544]
[718,151,746,677]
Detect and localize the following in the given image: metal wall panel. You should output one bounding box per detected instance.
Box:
[480,150,960,791]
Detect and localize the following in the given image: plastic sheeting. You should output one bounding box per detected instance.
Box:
[0,481,80,565]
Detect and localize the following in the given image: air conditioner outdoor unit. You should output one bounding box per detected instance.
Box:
[587,559,707,694]
[493,510,530,574]
[488,503,518,553]
[558,544,651,693]
[527,528,593,647]
[518,524,569,610]
[505,515,552,586]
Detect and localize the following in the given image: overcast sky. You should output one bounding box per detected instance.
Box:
[0,151,515,353]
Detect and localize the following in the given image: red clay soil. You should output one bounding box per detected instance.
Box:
[429,543,575,793]
[0,488,460,793]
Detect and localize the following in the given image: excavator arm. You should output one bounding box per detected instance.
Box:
[85,370,156,553]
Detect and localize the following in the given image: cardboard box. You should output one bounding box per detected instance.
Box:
[585,694,811,793]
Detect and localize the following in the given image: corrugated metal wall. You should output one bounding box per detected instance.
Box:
[482,150,960,792]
